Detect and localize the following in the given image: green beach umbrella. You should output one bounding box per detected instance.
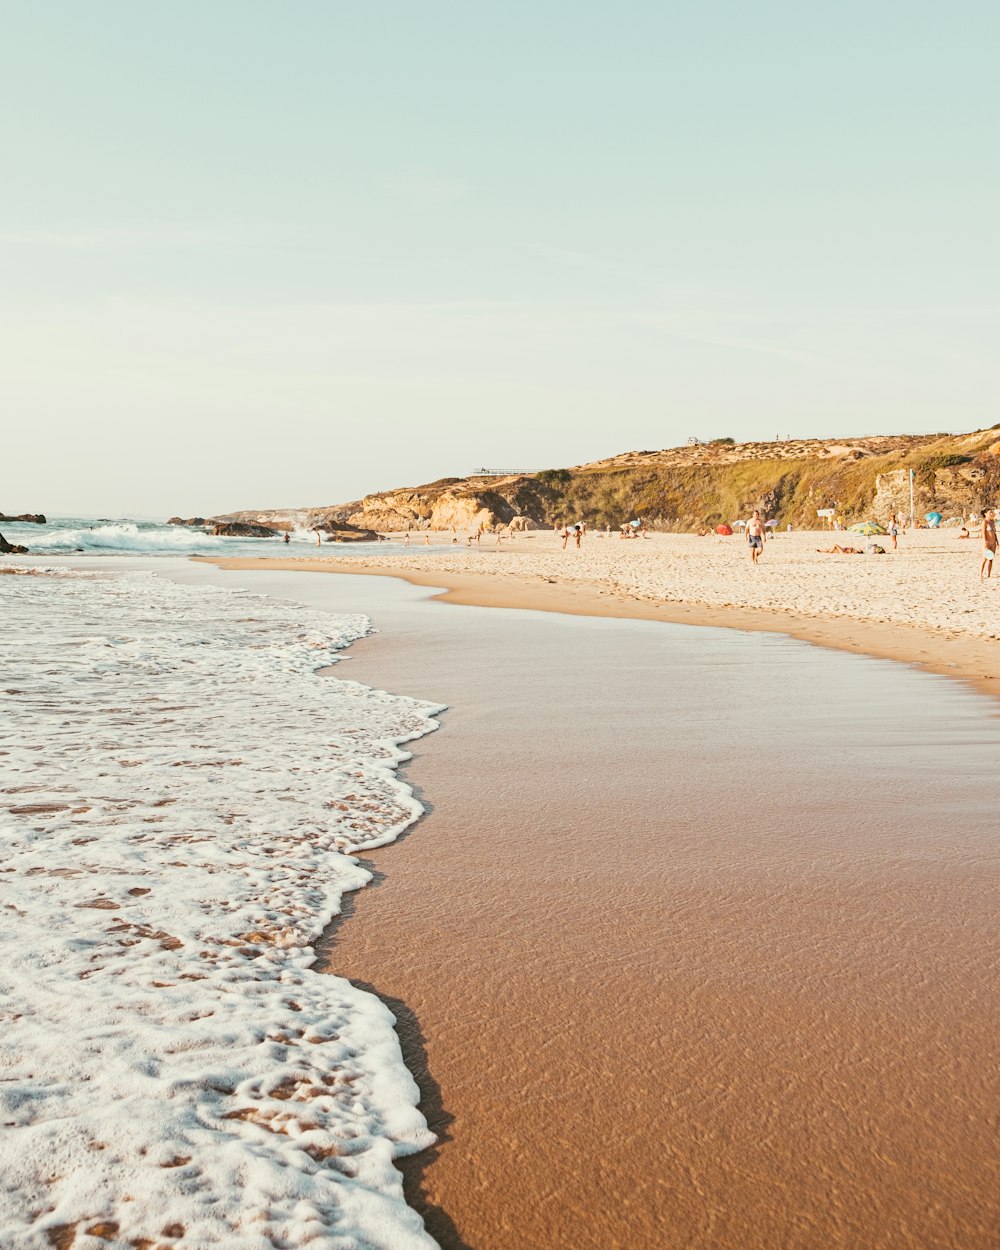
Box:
[847,522,887,536]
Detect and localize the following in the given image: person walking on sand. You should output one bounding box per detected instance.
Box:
[980,509,997,579]
[888,512,900,551]
[573,524,582,548]
[561,526,570,550]
[746,510,766,564]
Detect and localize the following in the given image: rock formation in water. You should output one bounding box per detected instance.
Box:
[0,513,46,524]
[316,523,380,543]
[210,522,279,538]
[0,532,29,553]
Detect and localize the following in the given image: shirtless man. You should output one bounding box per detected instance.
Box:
[980,509,997,579]
[746,510,766,564]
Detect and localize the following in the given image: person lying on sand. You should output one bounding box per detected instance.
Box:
[817,544,862,554]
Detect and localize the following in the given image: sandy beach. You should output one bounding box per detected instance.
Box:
[206,527,1000,703]
[190,562,1000,1250]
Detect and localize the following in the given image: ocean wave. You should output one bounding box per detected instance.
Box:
[0,571,444,1248]
[17,521,248,554]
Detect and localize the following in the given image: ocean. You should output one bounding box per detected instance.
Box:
[0,561,444,1248]
[0,515,413,559]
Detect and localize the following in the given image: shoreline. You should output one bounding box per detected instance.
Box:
[201,555,1000,705]
[276,568,1000,1250]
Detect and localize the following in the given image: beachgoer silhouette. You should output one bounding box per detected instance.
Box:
[980,509,997,579]
[746,510,766,563]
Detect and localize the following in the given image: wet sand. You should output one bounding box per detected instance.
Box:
[206,549,1000,704]
[187,567,1000,1250]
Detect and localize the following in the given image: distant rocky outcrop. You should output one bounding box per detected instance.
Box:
[210,522,279,538]
[167,516,207,527]
[0,513,45,524]
[194,427,1000,534]
[0,531,28,553]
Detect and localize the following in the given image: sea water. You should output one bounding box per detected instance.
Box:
[0,517,412,558]
[0,567,443,1249]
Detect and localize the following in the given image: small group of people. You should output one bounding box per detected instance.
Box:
[620,519,648,539]
[560,522,586,549]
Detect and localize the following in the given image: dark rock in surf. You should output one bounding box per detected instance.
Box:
[211,522,279,538]
[0,532,28,553]
[0,513,46,524]
[167,516,207,527]
[319,523,379,543]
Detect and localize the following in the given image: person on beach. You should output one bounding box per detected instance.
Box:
[746,510,766,563]
[980,509,997,579]
[574,524,582,548]
[817,544,862,554]
[561,526,570,549]
[404,530,410,546]
[888,513,899,550]
[283,532,290,544]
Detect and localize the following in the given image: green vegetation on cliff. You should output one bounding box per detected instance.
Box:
[523,429,1000,530]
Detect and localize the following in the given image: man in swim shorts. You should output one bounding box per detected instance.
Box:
[746,510,766,564]
[980,509,997,579]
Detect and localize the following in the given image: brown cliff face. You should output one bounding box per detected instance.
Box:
[206,428,1000,534]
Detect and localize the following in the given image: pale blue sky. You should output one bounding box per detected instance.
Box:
[2,1,997,514]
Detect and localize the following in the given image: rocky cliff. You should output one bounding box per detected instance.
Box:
[206,427,1000,534]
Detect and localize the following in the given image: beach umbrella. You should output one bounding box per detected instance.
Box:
[925,511,942,527]
[764,519,779,528]
[716,524,733,536]
[847,522,886,536]
[630,519,642,528]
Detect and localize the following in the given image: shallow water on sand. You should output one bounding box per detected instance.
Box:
[177,565,1000,1250]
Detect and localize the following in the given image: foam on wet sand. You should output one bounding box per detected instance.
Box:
[0,570,443,1249]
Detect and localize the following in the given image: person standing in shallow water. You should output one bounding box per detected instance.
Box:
[980,509,997,579]
[746,510,766,564]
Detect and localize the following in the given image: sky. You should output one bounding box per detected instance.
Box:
[2,0,998,516]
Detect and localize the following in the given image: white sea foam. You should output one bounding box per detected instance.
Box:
[16,522,237,555]
[0,571,444,1249]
